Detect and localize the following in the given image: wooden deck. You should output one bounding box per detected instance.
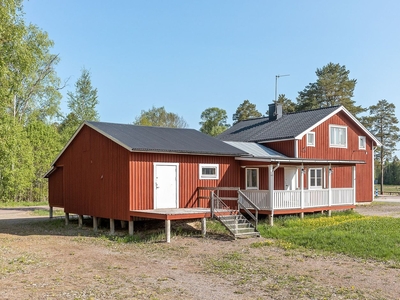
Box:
[130,208,213,220]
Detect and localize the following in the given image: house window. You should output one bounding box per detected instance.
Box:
[329,125,347,148]
[246,168,259,189]
[307,132,315,147]
[359,136,366,150]
[309,168,323,189]
[199,164,219,180]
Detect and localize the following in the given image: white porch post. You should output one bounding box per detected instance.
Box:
[328,165,332,207]
[352,166,356,205]
[269,165,275,209]
[300,165,304,209]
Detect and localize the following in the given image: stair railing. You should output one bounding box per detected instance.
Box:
[210,191,235,219]
[238,190,260,229]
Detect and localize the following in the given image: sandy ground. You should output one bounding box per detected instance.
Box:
[0,201,399,300]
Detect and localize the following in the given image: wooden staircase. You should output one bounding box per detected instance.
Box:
[217,213,260,239]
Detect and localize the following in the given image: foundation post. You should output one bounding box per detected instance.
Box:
[93,216,98,232]
[165,220,171,243]
[300,212,304,219]
[49,206,53,219]
[64,212,69,226]
[78,215,83,228]
[268,213,274,226]
[129,220,134,236]
[328,210,332,217]
[201,217,207,237]
[120,220,127,229]
[110,219,115,235]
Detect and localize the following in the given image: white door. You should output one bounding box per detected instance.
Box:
[154,163,179,209]
[284,167,297,190]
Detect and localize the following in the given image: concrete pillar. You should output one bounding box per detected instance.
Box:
[129,220,134,236]
[110,219,115,235]
[268,213,274,226]
[78,215,83,228]
[300,212,304,219]
[65,212,69,226]
[49,206,53,219]
[165,220,171,243]
[328,210,332,217]
[201,218,207,237]
[120,220,127,229]
[93,216,98,232]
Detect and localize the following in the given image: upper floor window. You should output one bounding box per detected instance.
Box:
[246,168,259,189]
[199,164,219,180]
[359,136,366,150]
[329,125,347,148]
[307,132,315,147]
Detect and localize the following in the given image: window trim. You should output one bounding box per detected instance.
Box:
[199,164,219,180]
[245,168,259,190]
[359,136,366,150]
[329,125,348,148]
[309,168,323,189]
[307,132,316,147]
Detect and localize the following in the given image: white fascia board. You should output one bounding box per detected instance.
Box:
[235,156,365,165]
[294,106,382,146]
[257,137,295,143]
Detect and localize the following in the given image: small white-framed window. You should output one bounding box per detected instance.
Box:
[246,168,259,189]
[309,168,323,189]
[199,164,219,180]
[329,125,347,148]
[307,132,316,147]
[359,136,366,150]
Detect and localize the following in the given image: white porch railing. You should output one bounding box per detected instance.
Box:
[242,188,354,210]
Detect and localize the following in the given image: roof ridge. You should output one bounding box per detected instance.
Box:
[284,105,341,116]
[87,121,196,131]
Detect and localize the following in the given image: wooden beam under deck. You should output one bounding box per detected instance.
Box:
[130,208,213,221]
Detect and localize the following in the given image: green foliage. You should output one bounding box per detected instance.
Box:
[297,63,364,117]
[277,94,296,113]
[199,107,230,136]
[133,106,188,128]
[258,212,400,262]
[0,113,34,202]
[362,100,400,193]
[233,100,262,123]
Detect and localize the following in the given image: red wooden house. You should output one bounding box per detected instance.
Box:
[45,104,380,241]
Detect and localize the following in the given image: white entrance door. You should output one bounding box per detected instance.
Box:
[154,163,179,209]
[284,167,298,190]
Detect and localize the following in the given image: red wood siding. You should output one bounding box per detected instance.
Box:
[48,167,64,208]
[50,125,131,220]
[297,111,374,201]
[263,140,295,157]
[129,153,240,210]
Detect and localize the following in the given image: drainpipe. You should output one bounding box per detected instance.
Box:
[273,162,280,172]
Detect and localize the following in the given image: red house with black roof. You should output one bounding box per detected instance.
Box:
[45,103,380,240]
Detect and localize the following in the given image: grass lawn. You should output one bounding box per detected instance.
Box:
[374,184,400,193]
[257,211,400,263]
[0,201,48,208]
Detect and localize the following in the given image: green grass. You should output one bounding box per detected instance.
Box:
[258,211,400,262]
[0,201,48,208]
[374,184,400,193]
[31,208,64,217]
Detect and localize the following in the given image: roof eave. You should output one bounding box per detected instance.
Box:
[236,156,365,165]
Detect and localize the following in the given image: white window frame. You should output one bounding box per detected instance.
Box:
[309,168,323,189]
[245,168,259,190]
[307,132,316,147]
[199,164,219,180]
[329,125,347,148]
[359,136,366,150]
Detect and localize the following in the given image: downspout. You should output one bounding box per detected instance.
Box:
[273,162,280,172]
[294,140,298,158]
[372,145,377,200]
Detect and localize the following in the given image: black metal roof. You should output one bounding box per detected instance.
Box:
[86,121,246,156]
[217,106,341,142]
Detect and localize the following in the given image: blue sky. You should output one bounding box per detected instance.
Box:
[24,1,400,153]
